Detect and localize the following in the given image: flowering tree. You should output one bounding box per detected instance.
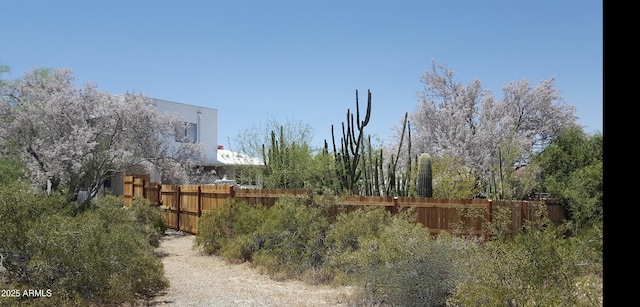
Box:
[0,68,203,199]
[390,61,577,196]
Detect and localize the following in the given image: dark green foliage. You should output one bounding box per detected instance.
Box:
[534,126,603,231]
[0,184,168,306]
[417,153,433,197]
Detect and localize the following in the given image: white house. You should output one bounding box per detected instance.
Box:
[108,98,263,196]
[151,98,219,165]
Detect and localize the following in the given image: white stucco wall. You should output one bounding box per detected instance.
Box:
[151,98,219,164]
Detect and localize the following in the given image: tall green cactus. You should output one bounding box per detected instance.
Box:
[417,153,433,197]
[330,89,371,194]
[327,91,414,197]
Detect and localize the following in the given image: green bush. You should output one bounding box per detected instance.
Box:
[195,199,269,259]
[193,191,601,306]
[219,201,270,262]
[24,205,167,305]
[91,195,167,247]
[0,184,168,306]
[195,194,338,283]
[249,195,329,280]
[194,202,233,255]
[361,226,467,307]
[0,182,72,284]
[130,197,167,247]
[325,207,465,306]
[447,220,602,306]
[534,127,603,232]
[324,207,393,284]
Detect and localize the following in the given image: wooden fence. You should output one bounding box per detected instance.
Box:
[337,196,565,238]
[123,175,566,237]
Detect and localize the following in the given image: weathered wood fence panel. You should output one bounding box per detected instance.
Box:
[124,174,151,207]
[123,177,567,237]
[338,196,490,238]
[201,185,234,211]
[159,184,179,230]
[156,184,236,234]
[178,185,200,234]
[144,182,162,206]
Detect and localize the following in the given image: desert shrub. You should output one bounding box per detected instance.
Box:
[195,199,269,259]
[194,203,233,254]
[447,219,601,307]
[324,207,393,284]
[91,195,167,247]
[195,192,342,283]
[325,207,466,306]
[250,194,329,280]
[360,227,467,307]
[89,193,125,209]
[129,197,167,247]
[226,200,270,238]
[22,205,167,305]
[487,204,519,241]
[0,182,72,283]
[0,185,168,306]
[534,127,603,233]
[219,200,270,262]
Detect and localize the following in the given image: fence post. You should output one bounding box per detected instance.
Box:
[176,185,181,232]
[228,185,235,223]
[393,197,399,215]
[486,199,492,241]
[156,184,162,207]
[197,185,202,218]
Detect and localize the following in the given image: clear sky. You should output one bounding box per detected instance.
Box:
[1,0,603,150]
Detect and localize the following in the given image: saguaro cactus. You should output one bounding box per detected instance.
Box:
[417,153,433,197]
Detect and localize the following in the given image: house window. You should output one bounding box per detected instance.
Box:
[175,122,197,143]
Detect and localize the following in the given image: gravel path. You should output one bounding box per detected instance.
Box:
[143,230,356,307]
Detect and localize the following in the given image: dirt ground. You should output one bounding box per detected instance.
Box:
[143,230,357,307]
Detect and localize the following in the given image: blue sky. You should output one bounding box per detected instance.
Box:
[1,1,603,150]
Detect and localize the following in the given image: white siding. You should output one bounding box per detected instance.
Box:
[152,98,219,164]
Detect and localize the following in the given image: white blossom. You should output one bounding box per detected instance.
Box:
[389,61,577,188]
[0,68,204,198]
